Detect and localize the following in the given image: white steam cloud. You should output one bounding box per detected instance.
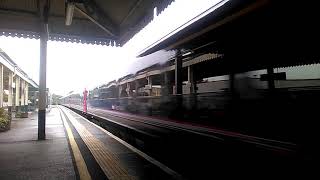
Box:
[125,50,176,75]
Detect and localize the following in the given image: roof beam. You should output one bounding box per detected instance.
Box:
[75,5,115,37]
[120,0,145,26]
[82,0,118,37]
[0,7,37,16]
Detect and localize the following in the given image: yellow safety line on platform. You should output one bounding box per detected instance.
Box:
[59,108,92,180]
[69,107,184,180]
[64,106,184,180]
[61,107,135,180]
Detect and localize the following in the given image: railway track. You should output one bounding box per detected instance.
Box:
[65,105,304,179]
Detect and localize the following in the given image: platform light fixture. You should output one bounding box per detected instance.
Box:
[65,3,75,26]
[153,7,158,19]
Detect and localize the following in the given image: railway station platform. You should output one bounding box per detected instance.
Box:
[0,108,76,180]
[0,106,181,180]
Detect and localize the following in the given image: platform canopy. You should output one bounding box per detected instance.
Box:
[0,0,174,46]
[138,0,269,56]
[138,0,320,69]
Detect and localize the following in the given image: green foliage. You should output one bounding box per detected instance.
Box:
[52,94,63,105]
[0,108,9,130]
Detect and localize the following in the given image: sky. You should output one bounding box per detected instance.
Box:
[0,0,222,96]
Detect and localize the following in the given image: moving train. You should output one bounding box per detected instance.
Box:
[60,51,320,143]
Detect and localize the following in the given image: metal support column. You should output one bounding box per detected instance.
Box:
[230,73,236,96]
[147,76,153,96]
[0,64,3,107]
[188,65,197,112]
[8,71,13,121]
[38,0,49,140]
[25,83,29,111]
[135,80,139,97]
[175,50,182,95]
[15,77,20,112]
[174,50,183,117]
[21,80,25,107]
[188,66,196,94]
[162,72,170,96]
[164,72,169,85]
[126,83,131,97]
[267,67,275,90]
[118,85,122,98]
[8,72,13,107]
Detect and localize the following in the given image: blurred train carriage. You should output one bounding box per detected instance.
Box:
[60,51,320,144]
[60,0,320,147]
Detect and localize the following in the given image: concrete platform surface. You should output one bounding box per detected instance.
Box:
[0,107,76,180]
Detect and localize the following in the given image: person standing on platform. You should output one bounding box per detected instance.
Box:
[83,88,88,113]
